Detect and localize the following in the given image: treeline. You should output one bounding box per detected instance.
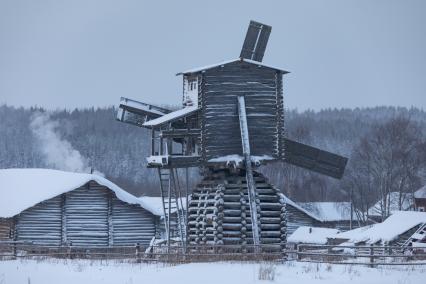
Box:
[1,104,425,218]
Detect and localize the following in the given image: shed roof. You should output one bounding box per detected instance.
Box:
[298,202,352,222]
[143,106,198,127]
[333,211,426,245]
[288,226,340,244]
[279,194,322,222]
[0,168,167,217]
[176,58,290,75]
[415,185,426,199]
[137,196,187,217]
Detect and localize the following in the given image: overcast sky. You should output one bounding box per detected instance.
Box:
[0,0,425,111]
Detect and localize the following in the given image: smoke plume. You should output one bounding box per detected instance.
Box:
[30,112,90,173]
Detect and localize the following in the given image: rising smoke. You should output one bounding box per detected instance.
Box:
[30,112,90,173]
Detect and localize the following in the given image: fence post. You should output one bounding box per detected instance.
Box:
[135,243,141,263]
[369,244,374,267]
[68,242,72,259]
[13,241,17,259]
[297,244,302,261]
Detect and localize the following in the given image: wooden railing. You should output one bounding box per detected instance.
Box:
[293,244,426,266]
[0,241,284,262]
[1,241,425,265]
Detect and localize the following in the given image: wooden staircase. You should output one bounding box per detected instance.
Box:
[157,168,186,251]
[402,222,426,247]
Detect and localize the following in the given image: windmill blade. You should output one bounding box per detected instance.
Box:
[283,138,348,179]
[116,97,171,128]
[240,20,272,62]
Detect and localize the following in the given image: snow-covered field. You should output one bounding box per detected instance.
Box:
[0,259,424,284]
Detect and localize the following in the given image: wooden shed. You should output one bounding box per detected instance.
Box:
[279,194,322,235]
[298,202,359,231]
[415,186,426,212]
[0,169,165,247]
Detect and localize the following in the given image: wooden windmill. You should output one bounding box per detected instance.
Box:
[116,21,348,253]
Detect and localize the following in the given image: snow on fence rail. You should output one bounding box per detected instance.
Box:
[1,242,425,265]
[0,242,284,262]
[294,244,426,266]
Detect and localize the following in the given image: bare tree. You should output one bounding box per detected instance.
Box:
[345,116,426,221]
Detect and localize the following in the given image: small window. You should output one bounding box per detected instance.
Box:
[188,80,197,91]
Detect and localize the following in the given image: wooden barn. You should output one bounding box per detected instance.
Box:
[298,202,359,231]
[0,168,167,247]
[279,195,322,235]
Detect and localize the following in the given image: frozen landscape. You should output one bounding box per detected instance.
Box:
[1,1,426,283]
[0,260,425,284]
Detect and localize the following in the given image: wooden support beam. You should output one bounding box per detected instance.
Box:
[237,95,260,251]
[160,129,201,138]
[147,155,201,168]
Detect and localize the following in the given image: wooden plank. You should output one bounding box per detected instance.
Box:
[237,96,260,249]
[160,128,201,138]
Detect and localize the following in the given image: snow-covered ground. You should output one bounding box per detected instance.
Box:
[0,259,424,284]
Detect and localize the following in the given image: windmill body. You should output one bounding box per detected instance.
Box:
[116,21,348,254]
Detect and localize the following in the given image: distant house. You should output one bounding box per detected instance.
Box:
[279,194,322,235]
[368,192,414,222]
[0,169,169,247]
[298,202,358,231]
[328,211,426,248]
[414,186,426,212]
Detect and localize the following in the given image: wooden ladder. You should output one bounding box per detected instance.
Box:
[157,168,186,252]
[237,96,261,251]
[402,222,426,247]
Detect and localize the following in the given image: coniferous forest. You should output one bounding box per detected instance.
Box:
[1,104,425,220]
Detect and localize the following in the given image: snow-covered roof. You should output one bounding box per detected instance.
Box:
[137,196,187,217]
[298,202,352,222]
[333,211,426,244]
[288,226,340,244]
[176,58,289,75]
[415,185,426,199]
[0,168,165,217]
[143,106,198,127]
[119,97,169,116]
[279,194,322,222]
[368,192,413,217]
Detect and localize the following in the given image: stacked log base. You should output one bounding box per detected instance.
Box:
[187,169,286,254]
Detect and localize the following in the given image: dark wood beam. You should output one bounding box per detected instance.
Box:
[160,129,201,138]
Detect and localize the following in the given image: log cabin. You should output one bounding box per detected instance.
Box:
[298,202,360,231]
[279,195,322,235]
[0,168,172,247]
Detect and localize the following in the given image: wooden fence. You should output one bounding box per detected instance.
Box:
[1,241,425,265]
[293,244,426,266]
[0,241,284,262]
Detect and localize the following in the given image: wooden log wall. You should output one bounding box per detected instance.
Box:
[200,61,284,161]
[0,218,13,241]
[188,170,286,253]
[65,183,109,246]
[16,196,62,245]
[285,204,321,235]
[14,181,156,247]
[111,196,156,246]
